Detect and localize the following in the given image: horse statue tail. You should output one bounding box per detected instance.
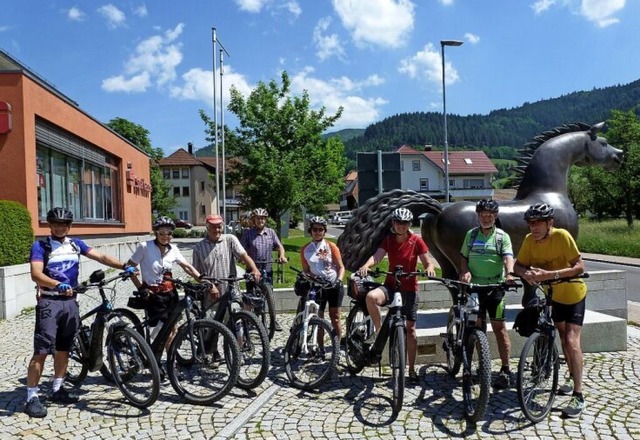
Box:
[337,189,443,271]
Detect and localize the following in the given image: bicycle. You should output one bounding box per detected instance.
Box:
[344,266,411,416]
[283,267,340,390]
[432,276,521,422]
[66,269,160,409]
[127,276,241,405]
[244,261,278,341]
[516,273,589,423]
[200,274,271,390]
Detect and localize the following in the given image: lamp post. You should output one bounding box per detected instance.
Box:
[441,39,463,203]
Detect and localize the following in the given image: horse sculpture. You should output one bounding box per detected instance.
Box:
[338,122,623,282]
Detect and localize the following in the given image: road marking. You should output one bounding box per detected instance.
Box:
[216,384,280,439]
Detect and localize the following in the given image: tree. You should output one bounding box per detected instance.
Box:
[106,117,177,216]
[221,71,345,233]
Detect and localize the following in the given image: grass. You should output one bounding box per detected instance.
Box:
[578,218,640,257]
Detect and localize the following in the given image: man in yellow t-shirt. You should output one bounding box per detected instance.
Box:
[514,202,587,419]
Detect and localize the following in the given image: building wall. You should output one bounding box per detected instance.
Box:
[192,166,216,226]
[400,156,441,191]
[0,72,152,236]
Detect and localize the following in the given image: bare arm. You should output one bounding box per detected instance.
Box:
[240,252,261,281]
[30,261,60,290]
[358,248,386,276]
[503,255,515,282]
[459,255,471,282]
[86,248,128,271]
[419,252,436,277]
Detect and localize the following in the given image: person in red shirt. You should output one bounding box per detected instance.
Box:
[358,207,436,382]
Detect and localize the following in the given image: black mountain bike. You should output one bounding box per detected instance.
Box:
[66,269,160,409]
[284,267,340,390]
[433,277,520,422]
[127,276,241,405]
[516,273,589,423]
[344,266,411,416]
[200,274,271,390]
[244,262,278,341]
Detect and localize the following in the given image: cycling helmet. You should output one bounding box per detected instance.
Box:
[251,208,269,217]
[307,216,328,232]
[524,203,555,221]
[46,207,73,224]
[392,207,413,222]
[476,199,499,213]
[153,216,176,231]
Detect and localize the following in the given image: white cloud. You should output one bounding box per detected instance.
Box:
[235,0,268,13]
[438,0,455,5]
[102,24,184,93]
[98,4,126,28]
[580,0,624,27]
[283,1,302,18]
[67,7,86,22]
[531,0,556,14]
[465,33,480,44]
[313,17,346,61]
[398,43,460,86]
[133,4,148,17]
[169,66,253,107]
[289,67,387,128]
[332,0,415,49]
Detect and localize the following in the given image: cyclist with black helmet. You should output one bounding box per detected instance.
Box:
[300,216,346,339]
[513,202,587,418]
[125,216,202,340]
[358,207,436,382]
[25,207,136,418]
[459,199,516,389]
[241,208,288,331]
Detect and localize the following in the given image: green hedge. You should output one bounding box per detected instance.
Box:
[0,201,34,266]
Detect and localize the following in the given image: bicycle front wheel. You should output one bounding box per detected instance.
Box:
[517,331,559,423]
[444,307,461,377]
[284,316,339,390]
[230,310,271,390]
[388,324,406,415]
[258,283,277,341]
[100,308,143,383]
[462,328,491,422]
[66,327,89,384]
[344,304,369,375]
[108,326,160,409]
[167,320,240,405]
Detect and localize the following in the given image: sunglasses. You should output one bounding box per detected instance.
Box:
[311,228,325,232]
[394,220,410,225]
[157,231,173,237]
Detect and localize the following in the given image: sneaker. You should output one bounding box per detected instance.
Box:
[558,376,574,396]
[562,396,585,418]
[49,386,79,404]
[24,396,47,418]
[364,331,377,346]
[493,370,511,389]
[408,369,419,383]
[274,321,283,332]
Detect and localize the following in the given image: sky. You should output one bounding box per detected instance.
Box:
[2,1,640,156]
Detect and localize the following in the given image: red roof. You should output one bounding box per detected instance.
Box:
[157,148,204,166]
[395,145,497,175]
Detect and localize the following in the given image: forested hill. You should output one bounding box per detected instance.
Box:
[334,78,640,159]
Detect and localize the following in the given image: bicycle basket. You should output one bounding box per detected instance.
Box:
[513,297,542,337]
[348,273,373,301]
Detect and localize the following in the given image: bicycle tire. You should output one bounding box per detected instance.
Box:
[100,308,143,383]
[284,316,339,390]
[229,309,271,389]
[256,283,277,341]
[167,319,240,405]
[517,331,559,423]
[444,307,461,377]
[344,304,369,375]
[389,324,406,415]
[462,328,491,422]
[66,328,89,384]
[108,326,160,408]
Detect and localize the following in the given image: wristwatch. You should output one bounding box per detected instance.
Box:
[554,270,560,280]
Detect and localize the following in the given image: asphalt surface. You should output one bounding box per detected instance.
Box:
[1,248,639,439]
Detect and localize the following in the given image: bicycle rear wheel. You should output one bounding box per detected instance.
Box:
[388,324,406,415]
[108,326,160,408]
[462,328,491,422]
[66,326,89,384]
[257,283,277,341]
[284,316,339,390]
[344,304,369,375]
[167,320,240,405]
[100,308,143,383]
[443,307,461,377]
[229,310,271,389]
[517,331,559,423]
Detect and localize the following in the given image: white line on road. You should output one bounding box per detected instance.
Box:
[216,384,280,439]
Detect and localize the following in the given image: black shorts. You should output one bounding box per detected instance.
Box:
[552,297,586,326]
[379,285,419,322]
[318,283,345,312]
[475,286,507,321]
[146,291,179,327]
[33,296,80,355]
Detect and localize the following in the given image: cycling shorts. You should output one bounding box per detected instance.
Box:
[33,296,80,355]
[552,297,586,326]
[318,283,345,312]
[146,290,179,327]
[379,286,419,322]
[475,286,507,321]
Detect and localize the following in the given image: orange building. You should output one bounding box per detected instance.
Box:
[0,49,151,237]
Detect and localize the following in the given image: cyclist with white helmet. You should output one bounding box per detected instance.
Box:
[513,202,587,418]
[358,207,436,382]
[459,199,516,389]
[300,216,346,340]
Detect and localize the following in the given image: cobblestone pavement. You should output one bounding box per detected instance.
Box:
[2,250,640,439]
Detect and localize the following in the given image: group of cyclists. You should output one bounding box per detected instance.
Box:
[25,198,588,420]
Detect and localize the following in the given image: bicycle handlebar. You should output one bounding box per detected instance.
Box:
[200,273,253,285]
[290,266,334,288]
[423,275,522,291]
[75,271,133,294]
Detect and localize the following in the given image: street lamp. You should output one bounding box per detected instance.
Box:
[441,39,463,203]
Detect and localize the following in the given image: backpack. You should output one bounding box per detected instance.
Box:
[39,238,82,277]
[467,227,505,256]
[513,297,542,337]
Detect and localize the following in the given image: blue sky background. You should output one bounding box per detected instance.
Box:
[2,1,639,155]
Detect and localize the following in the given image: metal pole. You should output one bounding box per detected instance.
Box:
[377,150,383,194]
[441,43,449,203]
[212,28,220,214]
[220,49,226,223]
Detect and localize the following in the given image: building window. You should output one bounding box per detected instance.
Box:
[182,186,190,197]
[463,178,484,189]
[182,168,189,178]
[200,205,206,216]
[172,169,179,179]
[200,181,205,192]
[173,187,180,196]
[179,210,188,220]
[163,169,170,179]
[412,160,420,171]
[419,178,429,191]
[449,179,455,188]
